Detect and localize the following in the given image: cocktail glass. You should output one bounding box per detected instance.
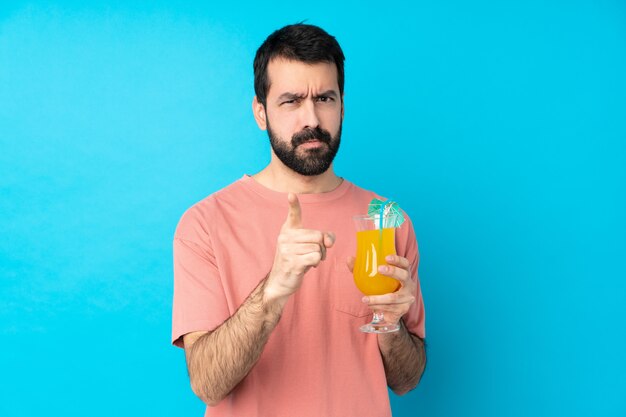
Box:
[353,213,401,333]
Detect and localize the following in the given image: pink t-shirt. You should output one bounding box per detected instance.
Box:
[172,175,425,417]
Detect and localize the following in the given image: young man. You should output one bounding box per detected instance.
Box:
[172,24,426,416]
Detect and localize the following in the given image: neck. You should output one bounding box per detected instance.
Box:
[252,159,342,194]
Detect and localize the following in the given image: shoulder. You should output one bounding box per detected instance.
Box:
[174,178,249,242]
[341,180,384,207]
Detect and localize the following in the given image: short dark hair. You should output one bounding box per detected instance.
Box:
[253,23,345,107]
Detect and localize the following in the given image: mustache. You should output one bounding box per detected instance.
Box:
[291,127,333,147]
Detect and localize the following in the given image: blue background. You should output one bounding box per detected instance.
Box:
[1,1,625,416]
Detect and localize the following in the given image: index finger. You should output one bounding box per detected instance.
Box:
[282,193,302,230]
[385,255,410,270]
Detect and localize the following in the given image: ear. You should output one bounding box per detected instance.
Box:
[252,96,267,130]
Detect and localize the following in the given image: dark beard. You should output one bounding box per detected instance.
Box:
[267,122,342,176]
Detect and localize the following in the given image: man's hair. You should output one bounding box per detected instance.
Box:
[253,23,345,107]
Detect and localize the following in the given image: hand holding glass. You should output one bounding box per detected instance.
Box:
[352,213,401,333]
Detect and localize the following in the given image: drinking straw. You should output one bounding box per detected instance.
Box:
[367,198,405,228]
[367,198,406,257]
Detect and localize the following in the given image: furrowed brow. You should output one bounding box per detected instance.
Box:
[277,92,306,102]
[313,90,339,99]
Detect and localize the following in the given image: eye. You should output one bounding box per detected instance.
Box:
[281,97,300,106]
[316,96,333,103]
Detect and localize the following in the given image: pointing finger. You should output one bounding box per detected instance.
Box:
[282,193,302,230]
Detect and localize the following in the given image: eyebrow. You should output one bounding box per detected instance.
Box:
[314,90,339,99]
[277,92,306,102]
[276,90,339,102]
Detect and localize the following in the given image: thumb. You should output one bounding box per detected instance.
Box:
[346,256,355,273]
[324,232,336,249]
[282,193,302,230]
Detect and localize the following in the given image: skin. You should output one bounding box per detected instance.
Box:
[182,58,425,406]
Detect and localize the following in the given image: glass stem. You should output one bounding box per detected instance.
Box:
[372,312,385,324]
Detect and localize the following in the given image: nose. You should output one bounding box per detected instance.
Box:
[300,99,320,130]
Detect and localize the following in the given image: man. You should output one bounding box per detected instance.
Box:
[172,23,426,417]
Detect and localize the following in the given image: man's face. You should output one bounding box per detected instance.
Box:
[258,58,343,176]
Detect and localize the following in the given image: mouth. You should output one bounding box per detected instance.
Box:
[298,140,326,149]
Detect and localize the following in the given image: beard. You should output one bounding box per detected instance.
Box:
[267,120,342,176]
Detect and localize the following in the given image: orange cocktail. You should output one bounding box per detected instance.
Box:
[352,213,402,333]
[353,228,400,295]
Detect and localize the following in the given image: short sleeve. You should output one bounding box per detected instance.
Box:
[171,212,230,348]
[397,215,426,339]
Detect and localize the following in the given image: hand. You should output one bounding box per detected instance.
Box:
[346,255,416,325]
[265,193,335,301]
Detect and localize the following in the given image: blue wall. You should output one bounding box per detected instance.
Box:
[1,1,625,416]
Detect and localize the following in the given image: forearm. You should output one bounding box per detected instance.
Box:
[378,320,426,395]
[186,277,286,406]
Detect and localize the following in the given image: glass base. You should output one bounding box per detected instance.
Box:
[360,321,400,334]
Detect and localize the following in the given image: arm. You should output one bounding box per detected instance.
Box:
[377,320,426,395]
[183,193,335,406]
[352,254,426,394]
[183,276,285,406]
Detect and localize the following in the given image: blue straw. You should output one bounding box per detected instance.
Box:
[380,199,394,229]
[378,200,393,255]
